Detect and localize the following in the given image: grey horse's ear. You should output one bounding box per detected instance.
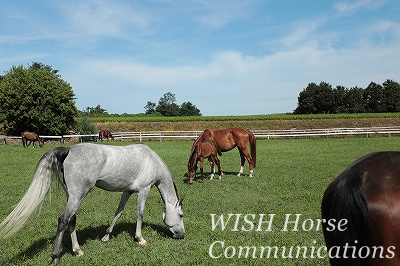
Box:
[178,197,184,206]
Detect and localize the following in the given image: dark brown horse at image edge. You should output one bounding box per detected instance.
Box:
[98,130,114,141]
[321,152,400,266]
[188,138,222,184]
[190,128,256,182]
[21,131,44,148]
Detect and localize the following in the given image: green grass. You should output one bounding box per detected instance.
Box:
[88,112,400,123]
[1,137,400,265]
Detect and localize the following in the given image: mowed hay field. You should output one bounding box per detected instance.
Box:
[1,137,400,265]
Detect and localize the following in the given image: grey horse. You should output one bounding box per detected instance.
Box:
[0,143,185,265]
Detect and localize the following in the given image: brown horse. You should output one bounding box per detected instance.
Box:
[191,128,256,177]
[321,152,400,266]
[98,130,114,141]
[21,131,44,148]
[188,139,222,184]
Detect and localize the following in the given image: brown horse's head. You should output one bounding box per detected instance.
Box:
[38,139,44,147]
[187,145,199,184]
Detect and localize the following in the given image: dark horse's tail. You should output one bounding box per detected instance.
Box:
[321,164,372,266]
[248,130,256,168]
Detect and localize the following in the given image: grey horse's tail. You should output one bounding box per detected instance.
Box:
[0,147,69,238]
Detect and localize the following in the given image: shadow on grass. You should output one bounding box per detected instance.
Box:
[6,221,171,264]
[182,171,244,184]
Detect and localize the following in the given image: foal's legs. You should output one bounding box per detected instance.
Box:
[200,157,204,178]
[135,185,151,246]
[102,191,132,242]
[209,160,215,180]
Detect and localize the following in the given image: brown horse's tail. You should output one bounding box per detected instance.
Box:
[248,130,256,168]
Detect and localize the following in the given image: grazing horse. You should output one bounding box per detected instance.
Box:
[0,143,184,265]
[98,130,114,141]
[21,131,44,148]
[188,139,222,184]
[321,152,400,266]
[192,128,256,177]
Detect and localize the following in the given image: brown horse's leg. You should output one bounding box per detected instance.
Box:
[237,146,253,177]
[209,159,215,180]
[237,149,246,176]
[200,157,204,179]
[216,157,222,180]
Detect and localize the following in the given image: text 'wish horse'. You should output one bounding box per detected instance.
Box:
[321,152,400,265]
[0,143,184,265]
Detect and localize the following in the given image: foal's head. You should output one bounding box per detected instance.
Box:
[188,146,199,184]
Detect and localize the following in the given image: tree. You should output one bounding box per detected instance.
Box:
[345,87,365,113]
[294,82,334,114]
[0,62,77,135]
[180,101,201,116]
[156,92,180,116]
[364,82,383,113]
[382,79,400,112]
[333,86,348,113]
[144,101,157,114]
[144,92,202,116]
[83,105,108,116]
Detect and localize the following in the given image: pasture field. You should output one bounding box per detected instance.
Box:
[1,137,400,265]
[89,112,400,123]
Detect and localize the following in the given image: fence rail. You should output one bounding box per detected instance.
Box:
[2,126,400,145]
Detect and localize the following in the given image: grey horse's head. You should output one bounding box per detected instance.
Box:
[163,198,185,239]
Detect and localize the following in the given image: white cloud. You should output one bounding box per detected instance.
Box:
[333,0,386,15]
[63,0,153,38]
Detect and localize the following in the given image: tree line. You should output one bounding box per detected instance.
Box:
[144,92,201,116]
[0,62,202,135]
[294,80,400,114]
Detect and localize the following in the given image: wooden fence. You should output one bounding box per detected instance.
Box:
[2,126,400,145]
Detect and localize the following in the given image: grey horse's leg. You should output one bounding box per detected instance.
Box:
[51,197,85,265]
[102,191,132,242]
[69,214,84,256]
[135,185,151,246]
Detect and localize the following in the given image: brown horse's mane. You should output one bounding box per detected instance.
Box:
[188,145,199,172]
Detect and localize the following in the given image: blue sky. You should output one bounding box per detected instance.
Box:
[1,0,399,116]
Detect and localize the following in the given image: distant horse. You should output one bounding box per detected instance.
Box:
[21,131,44,148]
[0,143,184,265]
[98,130,114,141]
[188,139,222,184]
[192,128,256,177]
[321,152,400,266]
